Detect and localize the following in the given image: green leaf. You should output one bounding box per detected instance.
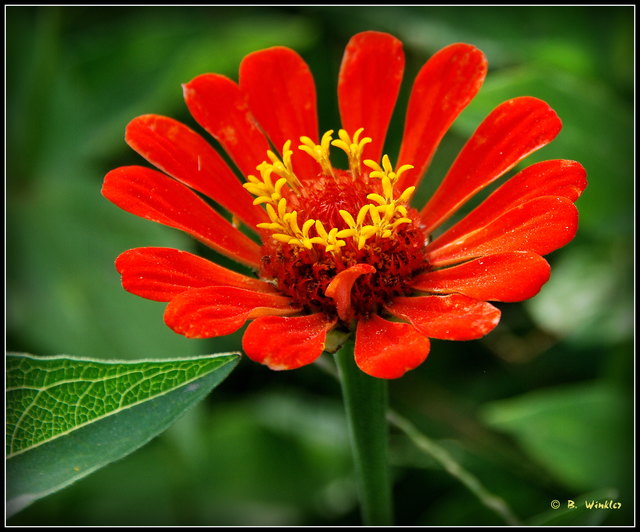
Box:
[6,352,240,516]
[480,382,630,492]
[526,244,633,347]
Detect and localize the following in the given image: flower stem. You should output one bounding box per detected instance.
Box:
[335,339,393,525]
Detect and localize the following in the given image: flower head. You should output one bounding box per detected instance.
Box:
[102,31,586,379]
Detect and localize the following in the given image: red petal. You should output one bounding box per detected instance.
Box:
[164,286,299,338]
[102,166,261,268]
[433,159,587,251]
[243,313,336,370]
[183,74,270,178]
[420,97,563,234]
[427,196,579,267]
[338,31,404,164]
[125,115,266,228]
[240,47,319,180]
[397,44,487,191]
[354,314,430,379]
[325,263,376,322]
[115,247,275,302]
[412,252,550,302]
[386,294,501,341]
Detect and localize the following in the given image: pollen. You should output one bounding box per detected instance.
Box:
[243,128,429,322]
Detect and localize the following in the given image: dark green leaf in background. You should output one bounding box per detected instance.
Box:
[481,382,630,492]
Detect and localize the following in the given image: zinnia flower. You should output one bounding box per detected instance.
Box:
[102,31,586,379]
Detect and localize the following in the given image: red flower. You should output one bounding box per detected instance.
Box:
[102,31,586,379]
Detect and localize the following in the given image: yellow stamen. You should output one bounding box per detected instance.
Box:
[363,156,416,237]
[243,167,289,206]
[299,130,335,177]
[331,128,372,179]
[315,221,346,253]
[281,211,323,249]
[264,140,300,188]
[364,155,413,186]
[335,205,378,250]
[257,198,290,232]
[244,128,416,255]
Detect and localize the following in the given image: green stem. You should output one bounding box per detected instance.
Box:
[334,339,393,526]
[316,355,521,526]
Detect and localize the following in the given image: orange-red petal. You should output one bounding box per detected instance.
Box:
[433,159,587,251]
[397,43,487,191]
[386,294,501,341]
[115,247,275,302]
[125,115,266,228]
[242,313,336,371]
[183,73,270,178]
[102,166,262,268]
[412,252,550,302]
[325,263,376,322]
[240,46,319,179]
[427,196,579,267]
[420,97,562,234]
[338,31,404,165]
[164,286,299,338]
[354,314,430,379]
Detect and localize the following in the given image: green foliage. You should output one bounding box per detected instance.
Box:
[6,352,239,516]
[527,245,633,347]
[481,383,630,492]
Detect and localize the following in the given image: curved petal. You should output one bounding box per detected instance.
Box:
[420,97,563,234]
[102,166,262,268]
[125,115,266,228]
[386,294,501,341]
[115,247,275,302]
[243,313,336,370]
[397,43,487,191]
[433,159,587,250]
[164,286,299,338]
[412,252,550,302]
[325,263,376,322]
[183,73,270,178]
[427,196,579,267]
[240,46,319,179]
[354,314,429,379]
[338,31,404,165]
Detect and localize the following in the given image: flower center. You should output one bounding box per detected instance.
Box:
[243,129,429,323]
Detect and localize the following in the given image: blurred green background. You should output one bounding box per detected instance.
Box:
[6,5,634,526]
